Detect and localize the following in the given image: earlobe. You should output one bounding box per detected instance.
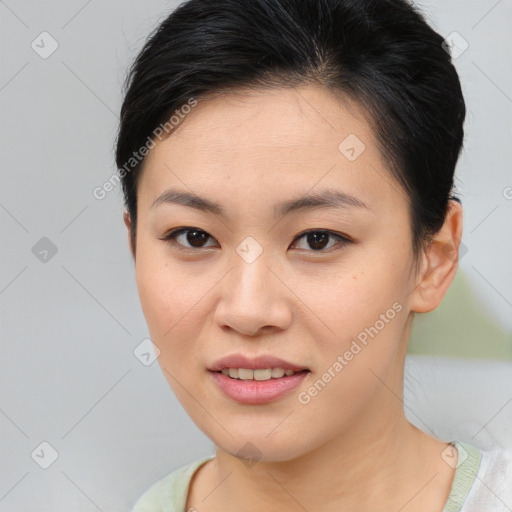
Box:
[410,200,463,313]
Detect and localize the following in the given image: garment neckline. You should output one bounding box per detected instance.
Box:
[441,440,483,512]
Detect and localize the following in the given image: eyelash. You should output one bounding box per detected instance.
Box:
[159,227,352,254]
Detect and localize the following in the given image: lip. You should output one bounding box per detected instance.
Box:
[208,354,309,372]
[209,370,310,404]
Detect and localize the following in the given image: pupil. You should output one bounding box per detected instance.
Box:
[307,232,328,250]
[187,230,208,247]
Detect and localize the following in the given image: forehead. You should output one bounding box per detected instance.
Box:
[138,85,408,213]
[167,86,374,154]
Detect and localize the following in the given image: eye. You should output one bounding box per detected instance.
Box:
[290,229,351,252]
[159,227,351,253]
[160,227,218,250]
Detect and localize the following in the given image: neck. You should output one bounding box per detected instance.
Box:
[198,369,452,512]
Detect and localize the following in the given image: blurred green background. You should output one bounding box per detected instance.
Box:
[408,269,512,360]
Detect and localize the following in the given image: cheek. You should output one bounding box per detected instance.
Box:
[306,264,402,329]
[298,286,406,429]
[304,256,408,373]
[135,245,197,342]
[136,261,170,334]
[135,258,204,401]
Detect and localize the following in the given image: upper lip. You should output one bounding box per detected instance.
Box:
[209,354,309,372]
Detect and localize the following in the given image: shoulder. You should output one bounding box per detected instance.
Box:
[475,442,512,480]
[131,456,215,512]
[456,441,512,512]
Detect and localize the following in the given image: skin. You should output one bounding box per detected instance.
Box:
[124,85,463,512]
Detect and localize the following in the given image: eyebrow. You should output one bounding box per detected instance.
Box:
[150,187,370,218]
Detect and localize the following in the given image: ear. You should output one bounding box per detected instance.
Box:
[123,210,136,261]
[410,199,463,313]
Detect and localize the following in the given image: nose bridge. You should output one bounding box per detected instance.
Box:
[215,238,292,334]
[230,239,276,305]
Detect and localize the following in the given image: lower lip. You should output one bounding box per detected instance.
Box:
[209,370,310,404]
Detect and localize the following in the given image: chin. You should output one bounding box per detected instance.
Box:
[207,428,315,464]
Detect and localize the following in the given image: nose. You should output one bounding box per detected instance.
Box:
[214,249,293,337]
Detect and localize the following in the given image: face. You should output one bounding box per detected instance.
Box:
[129,85,424,462]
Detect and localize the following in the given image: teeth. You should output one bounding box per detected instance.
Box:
[219,367,302,381]
[271,368,285,378]
[238,368,254,380]
[254,369,272,381]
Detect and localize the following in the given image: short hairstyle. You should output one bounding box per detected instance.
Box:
[115,0,465,263]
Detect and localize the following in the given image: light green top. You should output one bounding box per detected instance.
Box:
[131,440,482,512]
[442,441,482,511]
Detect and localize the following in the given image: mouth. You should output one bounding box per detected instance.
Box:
[213,368,310,381]
[207,354,311,403]
[208,368,311,404]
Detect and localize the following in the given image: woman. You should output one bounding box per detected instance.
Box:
[115,0,512,510]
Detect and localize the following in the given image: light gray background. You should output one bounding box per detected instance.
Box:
[1,0,511,510]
